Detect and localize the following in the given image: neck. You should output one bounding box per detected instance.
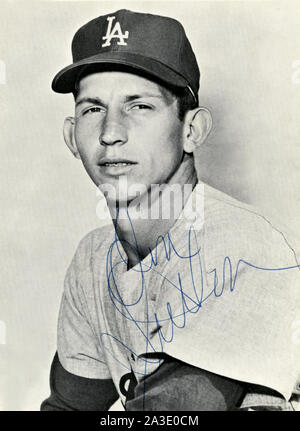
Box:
[108,154,198,269]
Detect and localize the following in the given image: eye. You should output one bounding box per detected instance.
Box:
[82,106,105,116]
[131,104,152,111]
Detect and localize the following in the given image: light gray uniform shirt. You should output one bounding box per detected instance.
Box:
[57,183,300,409]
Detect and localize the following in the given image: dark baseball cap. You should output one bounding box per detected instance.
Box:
[52,9,200,100]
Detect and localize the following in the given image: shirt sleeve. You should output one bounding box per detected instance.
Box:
[41,352,119,411]
[239,385,298,411]
[57,238,111,380]
[160,214,300,400]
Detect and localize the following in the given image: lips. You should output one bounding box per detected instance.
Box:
[98,158,138,176]
[99,158,138,167]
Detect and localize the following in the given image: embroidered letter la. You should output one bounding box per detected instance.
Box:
[102,16,129,47]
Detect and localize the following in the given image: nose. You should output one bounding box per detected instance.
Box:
[99,109,128,147]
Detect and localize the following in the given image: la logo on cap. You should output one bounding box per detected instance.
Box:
[102,16,129,47]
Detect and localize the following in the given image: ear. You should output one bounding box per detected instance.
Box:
[63,116,81,159]
[183,107,212,153]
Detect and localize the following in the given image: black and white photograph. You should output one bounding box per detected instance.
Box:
[0,0,300,413]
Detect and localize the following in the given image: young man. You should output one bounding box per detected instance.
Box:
[41,9,300,411]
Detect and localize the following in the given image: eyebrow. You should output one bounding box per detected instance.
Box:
[125,93,164,102]
[75,93,164,108]
[75,97,105,108]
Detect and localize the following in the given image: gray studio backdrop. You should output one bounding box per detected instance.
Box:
[0,0,299,410]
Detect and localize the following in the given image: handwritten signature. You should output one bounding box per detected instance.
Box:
[100,209,299,408]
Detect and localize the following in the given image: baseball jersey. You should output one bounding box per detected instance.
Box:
[57,182,300,408]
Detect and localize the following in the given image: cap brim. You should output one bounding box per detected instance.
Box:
[52,51,189,93]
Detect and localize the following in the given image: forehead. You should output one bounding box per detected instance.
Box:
[76,70,175,101]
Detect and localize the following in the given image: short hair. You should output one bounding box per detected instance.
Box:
[173,87,198,121]
[73,64,198,121]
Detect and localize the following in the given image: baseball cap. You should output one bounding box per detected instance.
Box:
[52,9,200,101]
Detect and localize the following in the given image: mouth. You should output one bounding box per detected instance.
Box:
[98,158,138,176]
[99,158,138,167]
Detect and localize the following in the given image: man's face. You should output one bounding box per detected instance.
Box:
[73,71,186,202]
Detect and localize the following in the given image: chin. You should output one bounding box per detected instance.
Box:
[99,175,149,198]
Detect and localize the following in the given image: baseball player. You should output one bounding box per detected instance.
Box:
[41,9,300,411]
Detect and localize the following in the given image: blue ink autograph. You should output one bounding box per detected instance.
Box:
[99,209,299,409]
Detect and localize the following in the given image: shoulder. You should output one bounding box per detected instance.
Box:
[200,182,298,267]
[68,223,116,275]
